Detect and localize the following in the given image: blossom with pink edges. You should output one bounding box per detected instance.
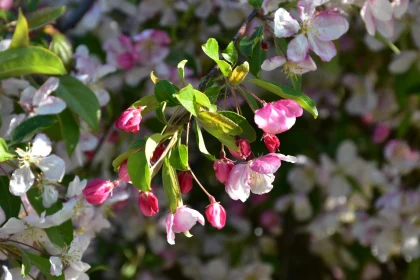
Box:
[261,55,317,75]
[213,157,234,184]
[384,140,420,174]
[133,29,171,65]
[166,206,205,245]
[274,2,349,62]
[254,100,303,135]
[205,197,226,230]
[103,34,138,70]
[115,107,144,133]
[225,153,297,202]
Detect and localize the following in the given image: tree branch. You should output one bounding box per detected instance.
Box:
[198,8,259,91]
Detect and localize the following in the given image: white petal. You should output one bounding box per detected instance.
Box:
[313,12,349,41]
[225,164,251,202]
[361,3,376,36]
[9,166,35,196]
[261,56,286,71]
[37,155,65,182]
[249,170,274,195]
[48,198,77,226]
[0,207,5,225]
[20,86,36,107]
[0,218,27,237]
[42,185,59,208]
[287,34,309,62]
[31,133,52,157]
[388,51,418,74]
[0,114,26,140]
[67,176,87,198]
[93,65,116,81]
[35,97,66,115]
[274,8,300,38]
[276,154,298,163]
[32,77,60,106]
[1,265,12,280]
[68,235,91,258]
[49,256,63,276]
[368,0,393,21]
[307,33,336,62]
[293,56,317,74]
[78,133,98,152]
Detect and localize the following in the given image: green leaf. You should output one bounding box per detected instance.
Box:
[154,80,180,107]
[156,102,168,124]
[57,109,79,157]
[239,26,264,57]
[21,250,31,277]
[112,140,146,171]
[50,32,73,71]
[193,89,212,109]
[247,78,318,118]
[249,42,266,79]
[248,0,263,8]
[202,38,219,61]
[27,0,40,11]
[201,125,238,152]
[127,150,151,192]
[11,115,57,144]
[204,85,224,103]
[26,252,64,280]
[55,75,100,131]
[0,176,21,222]
[26,188,74,248]
[194,121,215,161]
[215,60,232,77]
[27,6,66,30]
[0,46,67,78]
[198,111,243,136]
[406,257,420,280]
[162,157,182,213]
[132,94,157,108]
[219,111,256,142]
[274,37,288,55]
[177,59,188,86]
[10,9,29,49]
[169,144,189,170]
[175,84,198,116]
[290,75,302,91]
[222,41,238,65]
[0,138,15,162]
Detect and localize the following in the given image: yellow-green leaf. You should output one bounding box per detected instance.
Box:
[198,111,243,136]
[10,9,29,49]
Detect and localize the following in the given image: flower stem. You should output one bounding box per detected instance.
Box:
[189,168,213,198]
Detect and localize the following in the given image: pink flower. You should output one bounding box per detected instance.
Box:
[254,100,303,135]
[0,0,12,10]
[225,153,297,202]
[116,107,144,133]
[82,179,115,205]
[229,138,251,160]
[103,34,138,70]
[178,171,193,194]
[213,157,234,184]
[263,133,280,153]
[373,123,391,144]
[166,206,205,245]
[118,160,131,183]
[205,197,226,230]
[138,191,159,216]
[261,55,317,75]
[133,29,171,65]
[274,4,349,62]
[384,140,420,174]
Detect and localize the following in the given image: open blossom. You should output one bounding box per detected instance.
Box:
[205,197,226,230]
[104,34,138,70]
[261,55,317,75]
[10,134,65,196]
[116,107,144,133]
[178,171,193,194]
[138,191,159,216]
[384,140,420,175]
[82,179,115,205]
[274,3,349,62]
[20,77,65,116]
[213,157,234,184]
[225,153,297,202]
[166,206,205,245]
[254,100,303,135]
[133,29,171,65]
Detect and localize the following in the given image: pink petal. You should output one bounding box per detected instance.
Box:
[173,206,204,233]
[166,213,175,245]
[287,34,309,62]
[307,33,336,62]
[274,8,300,38]
[225,164,251,202]
[261,56,286,71]
[313,12,349,41]
[275,99,303,117]
[249,154,281,174]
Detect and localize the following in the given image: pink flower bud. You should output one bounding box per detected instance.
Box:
[229,138,251,160]
[82,179,114,205]
[205,197,226,230]
[373,123,390,144]
[263,133,280,153]
[116,107,144,133]
[213,158,234,184]
[150,143,166,165]
[118,160,131,183]
[138,191,159,216]
[178,171,193,194]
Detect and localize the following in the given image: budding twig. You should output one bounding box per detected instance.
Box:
[189,168,213,198]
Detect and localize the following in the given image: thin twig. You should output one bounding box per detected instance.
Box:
[189,168,212,198]
[198,8,259,92]
[240,85,265,104]
[185,114,192,148]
